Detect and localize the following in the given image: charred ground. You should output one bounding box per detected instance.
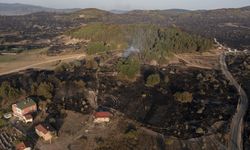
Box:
[0,57,238,141]
[226,52,250,149]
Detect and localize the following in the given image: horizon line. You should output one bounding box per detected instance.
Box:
[0,2,249,11]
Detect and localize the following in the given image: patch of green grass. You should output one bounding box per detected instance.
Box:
[86,42,108,55]
[0,55,17,63]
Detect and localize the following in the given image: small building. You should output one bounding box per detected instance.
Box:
[93,112,112,123]
[15,142,31,150]
[23,114,33,123]
[35,124,54,142]
[12,98,37,123]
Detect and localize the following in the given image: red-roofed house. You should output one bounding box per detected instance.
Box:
[93,112,112,123]
[12,98,37,123]
[15,142,31,150]
[35,124,54,142]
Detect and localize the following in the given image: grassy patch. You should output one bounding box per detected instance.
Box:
[0,55,17,63]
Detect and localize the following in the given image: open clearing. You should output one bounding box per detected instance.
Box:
[0,49,85,76]
[172,49,223,70]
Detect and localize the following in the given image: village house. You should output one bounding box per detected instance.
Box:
[93,111,112,123]
[12,98,37,123]
[15,142,31,150]
[35,124,55,142]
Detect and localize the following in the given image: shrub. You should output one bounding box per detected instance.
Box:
[85,58,98,69]
[0,118,6,127]
[86,42,108,55]
[165,138,174,145]
[146,73,161,87]
[174,91,193,103]
[117,57,140,80]
[55,63,70,72]
[0,81,20,100]
[37,82,54,99]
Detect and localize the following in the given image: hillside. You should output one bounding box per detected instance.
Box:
[66,23,213,63]
[0,3,79,16]
[0,6,249,53]
[68,7,250,49]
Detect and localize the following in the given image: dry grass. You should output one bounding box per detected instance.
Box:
[0,49,85,75]
[171,48,223,70]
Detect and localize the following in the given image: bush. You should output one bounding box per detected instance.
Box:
[174,91,193,103]
[0,81,20,100]
[55,63,70,72]
[37,82,54,99]
[0,118,6,127]
[146,74,160,87]
[117,57,140,80]
[87,41,108,55]
[165,138,174,145]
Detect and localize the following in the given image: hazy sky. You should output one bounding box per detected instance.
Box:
[0,0,250,10]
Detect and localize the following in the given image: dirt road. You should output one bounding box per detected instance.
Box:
[220,53,248,150]
[0,54,86,76]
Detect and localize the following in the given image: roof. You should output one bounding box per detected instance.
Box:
[35,124,49,135]
[94,112,112,118]
[16,142,27,150]
[15,98,36,110]
[24,114,33,120]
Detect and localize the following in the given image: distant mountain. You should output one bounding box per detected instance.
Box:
[0,5,249,49]
[241,6,250,11]
[126,9,190,16]
[68,7,250,49]
[109,10,129,14]
[0,3,79,16]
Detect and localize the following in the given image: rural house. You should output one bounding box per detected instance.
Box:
[35,124,55,142]
[15,142,31,150]
[12,98,37,123]
[93,112,112,123]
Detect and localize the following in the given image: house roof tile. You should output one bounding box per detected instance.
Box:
[94,112,112,118]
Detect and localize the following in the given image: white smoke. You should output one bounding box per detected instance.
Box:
[123,46,140,57]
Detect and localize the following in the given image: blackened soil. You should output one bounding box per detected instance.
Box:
[98,66,238,139]
[226,53,250,149]
[0,62,238,139]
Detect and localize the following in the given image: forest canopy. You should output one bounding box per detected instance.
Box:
[66,23,213,63]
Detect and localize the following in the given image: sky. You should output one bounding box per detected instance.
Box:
[0,0,250,10]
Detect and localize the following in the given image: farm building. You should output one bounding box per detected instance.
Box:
[93,111,112,123]
[12,98,37,123]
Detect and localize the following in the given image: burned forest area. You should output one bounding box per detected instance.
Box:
[0,58,238,139]
[226,53,250,149]
[0,4,249,150]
